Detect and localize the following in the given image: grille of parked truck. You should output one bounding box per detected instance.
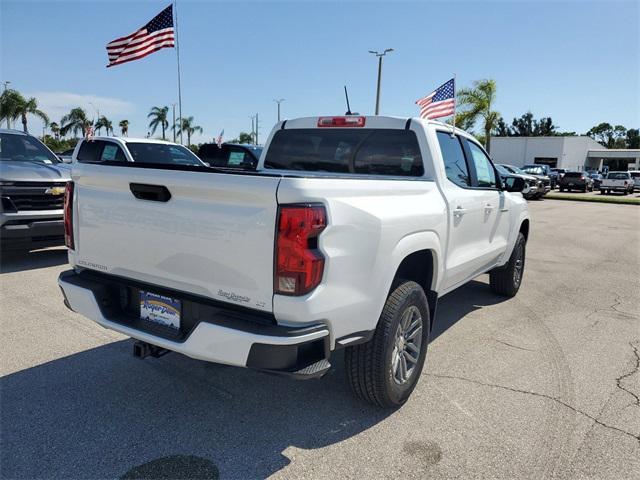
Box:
[58,116,530,407]
[0,129,71,251]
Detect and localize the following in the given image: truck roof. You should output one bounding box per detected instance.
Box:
[81,136,178,145]
[280,115,477,139]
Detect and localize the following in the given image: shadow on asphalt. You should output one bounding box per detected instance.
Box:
[431,278,506,341]
[0,341,391,479]
[0,273,506,478]
[0,247,67,274]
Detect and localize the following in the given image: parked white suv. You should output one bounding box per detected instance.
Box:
[58,116,530,407]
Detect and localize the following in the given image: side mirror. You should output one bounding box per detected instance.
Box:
[503,176,525,193]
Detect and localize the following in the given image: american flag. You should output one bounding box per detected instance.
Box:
[415,78,456,120]
[216,129,224,147]
[106,5,175,68]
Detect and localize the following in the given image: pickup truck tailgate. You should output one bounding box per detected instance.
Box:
[72,164,281,312]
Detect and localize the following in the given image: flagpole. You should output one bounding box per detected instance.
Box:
[452,74,456,136]
[174,0,183,145]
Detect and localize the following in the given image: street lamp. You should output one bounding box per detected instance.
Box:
[368,48,393,115]
[274,98,285,123]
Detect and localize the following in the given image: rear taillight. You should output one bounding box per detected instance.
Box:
[275,205,327,296]
[317,116,366,128]
[63,181,74,250]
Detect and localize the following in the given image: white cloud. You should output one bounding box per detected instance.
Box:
[26,91,135,124]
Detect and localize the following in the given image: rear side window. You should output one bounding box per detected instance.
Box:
[436,132,470,187]
[100,143,126,162]
[264,129,424,176]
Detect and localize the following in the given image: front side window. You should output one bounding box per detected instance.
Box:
[264,129,424,177]
[126,143,204,166]
[466,141,497,188]
[436,131,470,187]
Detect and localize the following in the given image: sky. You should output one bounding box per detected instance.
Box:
[1,0,638,144]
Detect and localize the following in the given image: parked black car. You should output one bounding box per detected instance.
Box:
[550,168,568,188]
[559,171,594,192]
[197,143,263,170]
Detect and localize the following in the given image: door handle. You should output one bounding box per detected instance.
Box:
[453,207,467,217]
[130,183,172,202]
[484,203,495,212]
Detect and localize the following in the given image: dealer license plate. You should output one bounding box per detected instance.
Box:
[139,291,181,329]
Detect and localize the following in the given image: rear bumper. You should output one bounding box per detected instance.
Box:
[58,270,331,377]
[0,212,64,249]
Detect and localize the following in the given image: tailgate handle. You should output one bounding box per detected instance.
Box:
[129,183,171,202]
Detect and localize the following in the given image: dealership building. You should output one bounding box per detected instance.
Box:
[490,136,640,172]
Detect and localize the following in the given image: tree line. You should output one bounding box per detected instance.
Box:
[450,79,638,151]
[0,88,205,152]
[2,85,637,154]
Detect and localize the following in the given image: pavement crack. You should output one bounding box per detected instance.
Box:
[428,373,640,444]
[492,338,536,352]
[615,342,640,408]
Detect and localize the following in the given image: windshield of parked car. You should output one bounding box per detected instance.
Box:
[0,133,60,164]
[607,172,630,180]
[522,166,545,175]
[264,129,424,176]
[126,143,204,166]
[495,164,511,175]
[630,171,640,178]
[504,165,526,175]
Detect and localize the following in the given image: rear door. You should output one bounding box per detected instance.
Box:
[72,164,281,311]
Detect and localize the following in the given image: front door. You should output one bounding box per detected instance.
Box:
[435,132,491,290]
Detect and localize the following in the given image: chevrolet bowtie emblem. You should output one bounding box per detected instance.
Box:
[44,186,66,195]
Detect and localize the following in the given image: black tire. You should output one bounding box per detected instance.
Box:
[490,232,526,297]
[345,281,430,408]
[559,187,564,192]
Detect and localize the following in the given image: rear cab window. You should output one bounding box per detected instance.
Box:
[264,129,424,176]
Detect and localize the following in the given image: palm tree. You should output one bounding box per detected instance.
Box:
[0,89,49,133]
[49,122,60,140]
[456,79,500,153]
[173,116,203,146]
[61,108,91,137]
[148,106,169,140]
[94,115,113,136]
[119,119,129,137]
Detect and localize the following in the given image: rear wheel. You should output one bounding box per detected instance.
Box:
[345,281,430,408]
[490,232,526,297]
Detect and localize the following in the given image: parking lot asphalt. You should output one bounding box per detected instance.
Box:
[1,199,639,480]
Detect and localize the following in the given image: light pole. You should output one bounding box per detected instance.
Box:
[274,98,285,123]
[368,48,393,115]
[171,103,177,142]
[2,81,11,128]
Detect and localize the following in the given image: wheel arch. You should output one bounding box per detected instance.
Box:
[387,232,443,330]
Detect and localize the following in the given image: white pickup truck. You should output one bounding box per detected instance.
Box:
[600,171,635,195]
[58,116,530,407]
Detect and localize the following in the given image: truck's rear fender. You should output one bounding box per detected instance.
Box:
[273,177,447,348]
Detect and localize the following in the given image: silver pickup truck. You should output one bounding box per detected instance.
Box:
[0,129,71,251]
